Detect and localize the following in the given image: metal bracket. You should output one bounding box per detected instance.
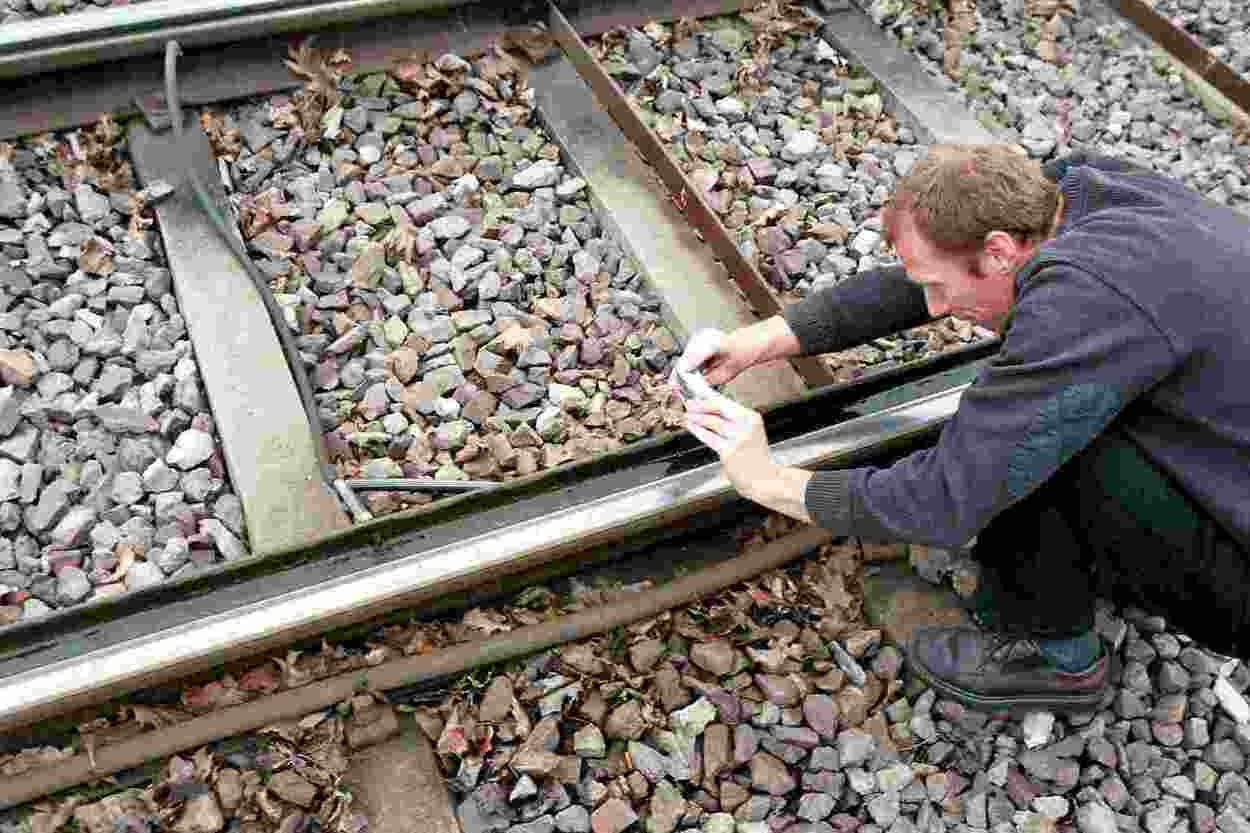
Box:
[546,1,839,389]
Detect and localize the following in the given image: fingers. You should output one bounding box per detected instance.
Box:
[686,390,755,422]
[685,420,729,454]
[677,328,726,372]
[700,358,739,387]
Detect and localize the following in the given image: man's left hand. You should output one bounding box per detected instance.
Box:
[682,391,816,524]
[683,391,771,497]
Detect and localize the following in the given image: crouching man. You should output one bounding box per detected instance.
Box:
[678,145,1250,712]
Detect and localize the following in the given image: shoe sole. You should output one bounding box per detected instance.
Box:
[909,655,1113,716]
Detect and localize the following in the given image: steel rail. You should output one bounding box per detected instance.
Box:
[0,383,965,732]
[0,0,473,80]
[1104,0,1250,120]
[547,2,840,390]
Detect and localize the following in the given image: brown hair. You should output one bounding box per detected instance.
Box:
[882,145,1060,254]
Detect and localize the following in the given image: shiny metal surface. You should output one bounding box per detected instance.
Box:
[0,384,965,731]
[0,0,469,79]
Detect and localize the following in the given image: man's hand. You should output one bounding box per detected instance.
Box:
[675,317,802,386]
[684,392,814,524]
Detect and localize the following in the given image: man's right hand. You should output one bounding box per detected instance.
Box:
[677,317,802,386]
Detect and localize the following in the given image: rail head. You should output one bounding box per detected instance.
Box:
[0,0,475,80]
[0,383,966,733]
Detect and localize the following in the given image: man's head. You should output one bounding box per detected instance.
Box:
[881,145,1061,332]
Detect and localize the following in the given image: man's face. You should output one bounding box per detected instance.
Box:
[891,211,1017,333]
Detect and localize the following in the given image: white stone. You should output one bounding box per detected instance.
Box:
[850,229,882,256]
[51,507,97,547]
[783,129,821,160]
[125,560,165,591]
[451,246,485,269]
[1022,711,1056,749]
[1032,797,1070,820]
[512,159,560,190]
[166,429,216,470]
[449,174,480,200]
[1076,803,1118,833]
[0,459,19,502]
[429,215,471,240]
[1215,676,1250,723]
[200,519,248,561]
[815,39,841,62]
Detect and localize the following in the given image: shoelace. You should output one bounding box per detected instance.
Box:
[975,632,1044,672]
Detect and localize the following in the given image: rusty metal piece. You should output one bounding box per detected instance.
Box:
[547,2,839,389]
[1106,0,1250,121]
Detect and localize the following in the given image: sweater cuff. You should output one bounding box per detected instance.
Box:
[804,469,853,535]
[782,297,836,356]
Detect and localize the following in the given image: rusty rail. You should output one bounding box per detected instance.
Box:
[1105,0,1250,121]
[547,2,840,388]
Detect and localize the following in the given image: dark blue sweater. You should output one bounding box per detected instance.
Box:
[786,156,1250,549]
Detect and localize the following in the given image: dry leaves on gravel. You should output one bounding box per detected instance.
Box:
[284,39,353,132]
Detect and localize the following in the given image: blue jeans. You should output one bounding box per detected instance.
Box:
[972,426,1250,655]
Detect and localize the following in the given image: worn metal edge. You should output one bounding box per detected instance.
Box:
[0,0,477,81]
[1102,0,1250,123]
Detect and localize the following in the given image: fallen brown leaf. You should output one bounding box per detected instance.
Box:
[462,607,513,634]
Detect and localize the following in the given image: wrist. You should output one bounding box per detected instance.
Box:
[739,316,801,365]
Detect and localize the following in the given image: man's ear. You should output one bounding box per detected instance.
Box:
[980,231,1020,277]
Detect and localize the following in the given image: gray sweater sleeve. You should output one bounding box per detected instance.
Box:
[782,266,930,356]
[803,262,1178,546]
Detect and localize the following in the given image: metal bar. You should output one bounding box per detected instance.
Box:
[0,0,474,80]
[1104,0,1250,120]
[344,478,496,491]
[547,2,840,390]
[0,383,965,732]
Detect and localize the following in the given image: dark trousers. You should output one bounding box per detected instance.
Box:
[972,426,1250,656]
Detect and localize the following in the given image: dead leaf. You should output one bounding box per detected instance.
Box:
[642,21,671,48]
[673,17,700,45]
[29,796,83,833]
[437,704,470,756]
[200,111,242,158]
[181,679,248,712]
[462,607,513,634]
[105,543,137,583]
[129,704,183,730]
[499,29,558,64]
[193,746,215,780]
[285,39,338,100]
[239,663,281,693]
[593,26,630,60]
[509,696,531,739]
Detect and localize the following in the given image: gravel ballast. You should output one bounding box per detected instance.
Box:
[207,47,686,521]
[594,12,996,385]
[859,0,1250,213]
[5,518,1250,833]
[0,120,249,623]
[1143,0,1250,80]
[2,0,142,23]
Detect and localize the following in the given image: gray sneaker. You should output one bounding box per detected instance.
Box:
[907,625,1111,713]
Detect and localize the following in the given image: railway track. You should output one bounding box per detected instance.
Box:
[0,0,997,767]
[0,0,1247,822]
